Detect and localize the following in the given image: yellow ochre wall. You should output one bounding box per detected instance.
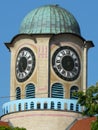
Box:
[9,34,87,100]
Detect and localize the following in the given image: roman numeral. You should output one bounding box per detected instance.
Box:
[57,64,62,71]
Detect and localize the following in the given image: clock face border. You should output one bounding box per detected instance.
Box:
[16,47,35,82]
[52,46,81,81]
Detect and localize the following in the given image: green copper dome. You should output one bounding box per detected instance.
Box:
[19,5,81,35]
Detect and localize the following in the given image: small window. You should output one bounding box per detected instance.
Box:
[57,102,61,110]
[25,83,35,99]
[3,108,5,114]
[30,102,34,109]
[44,103,47,109]
[51,101,54,109]
[6,106,8,114]
[70,86,79,99]
[76,104,79,112]
[24,103,28,110]
[51,83,64,99]
[37,103,40,109]
[70,103,74,111]
[18,103,21,111]
[16,87,21,100]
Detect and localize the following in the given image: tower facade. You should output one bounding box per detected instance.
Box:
[1,5,94,130]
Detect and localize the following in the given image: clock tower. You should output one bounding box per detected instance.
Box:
[1,5,94,130]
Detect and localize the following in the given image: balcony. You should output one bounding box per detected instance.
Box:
[2,98,82,115]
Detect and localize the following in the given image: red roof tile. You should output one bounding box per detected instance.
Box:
[0,121,9,127]
[70,117,96,130]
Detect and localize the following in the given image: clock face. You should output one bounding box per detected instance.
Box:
[52,46,80,81]
[16,47,35,82]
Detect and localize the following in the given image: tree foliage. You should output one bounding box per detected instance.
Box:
[0,126,26,130]
[75,84,98,116]
[74,83,98,130]
[91,117,98,130]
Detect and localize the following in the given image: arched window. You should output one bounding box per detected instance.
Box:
[16,87,21,100]
[30,102,34,109]
[51,83,64,98]
[70,86,79,99]
[25,83,35,99]
[57,102,61,110]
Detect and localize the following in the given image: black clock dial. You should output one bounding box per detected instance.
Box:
[18,57,27,72]
[16,47,35,82]
[62,56,74,71]
[52,46,80,81]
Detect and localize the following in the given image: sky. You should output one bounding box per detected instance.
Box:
[0,0,98,116]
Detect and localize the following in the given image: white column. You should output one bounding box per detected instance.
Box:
[83,42,88,93]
